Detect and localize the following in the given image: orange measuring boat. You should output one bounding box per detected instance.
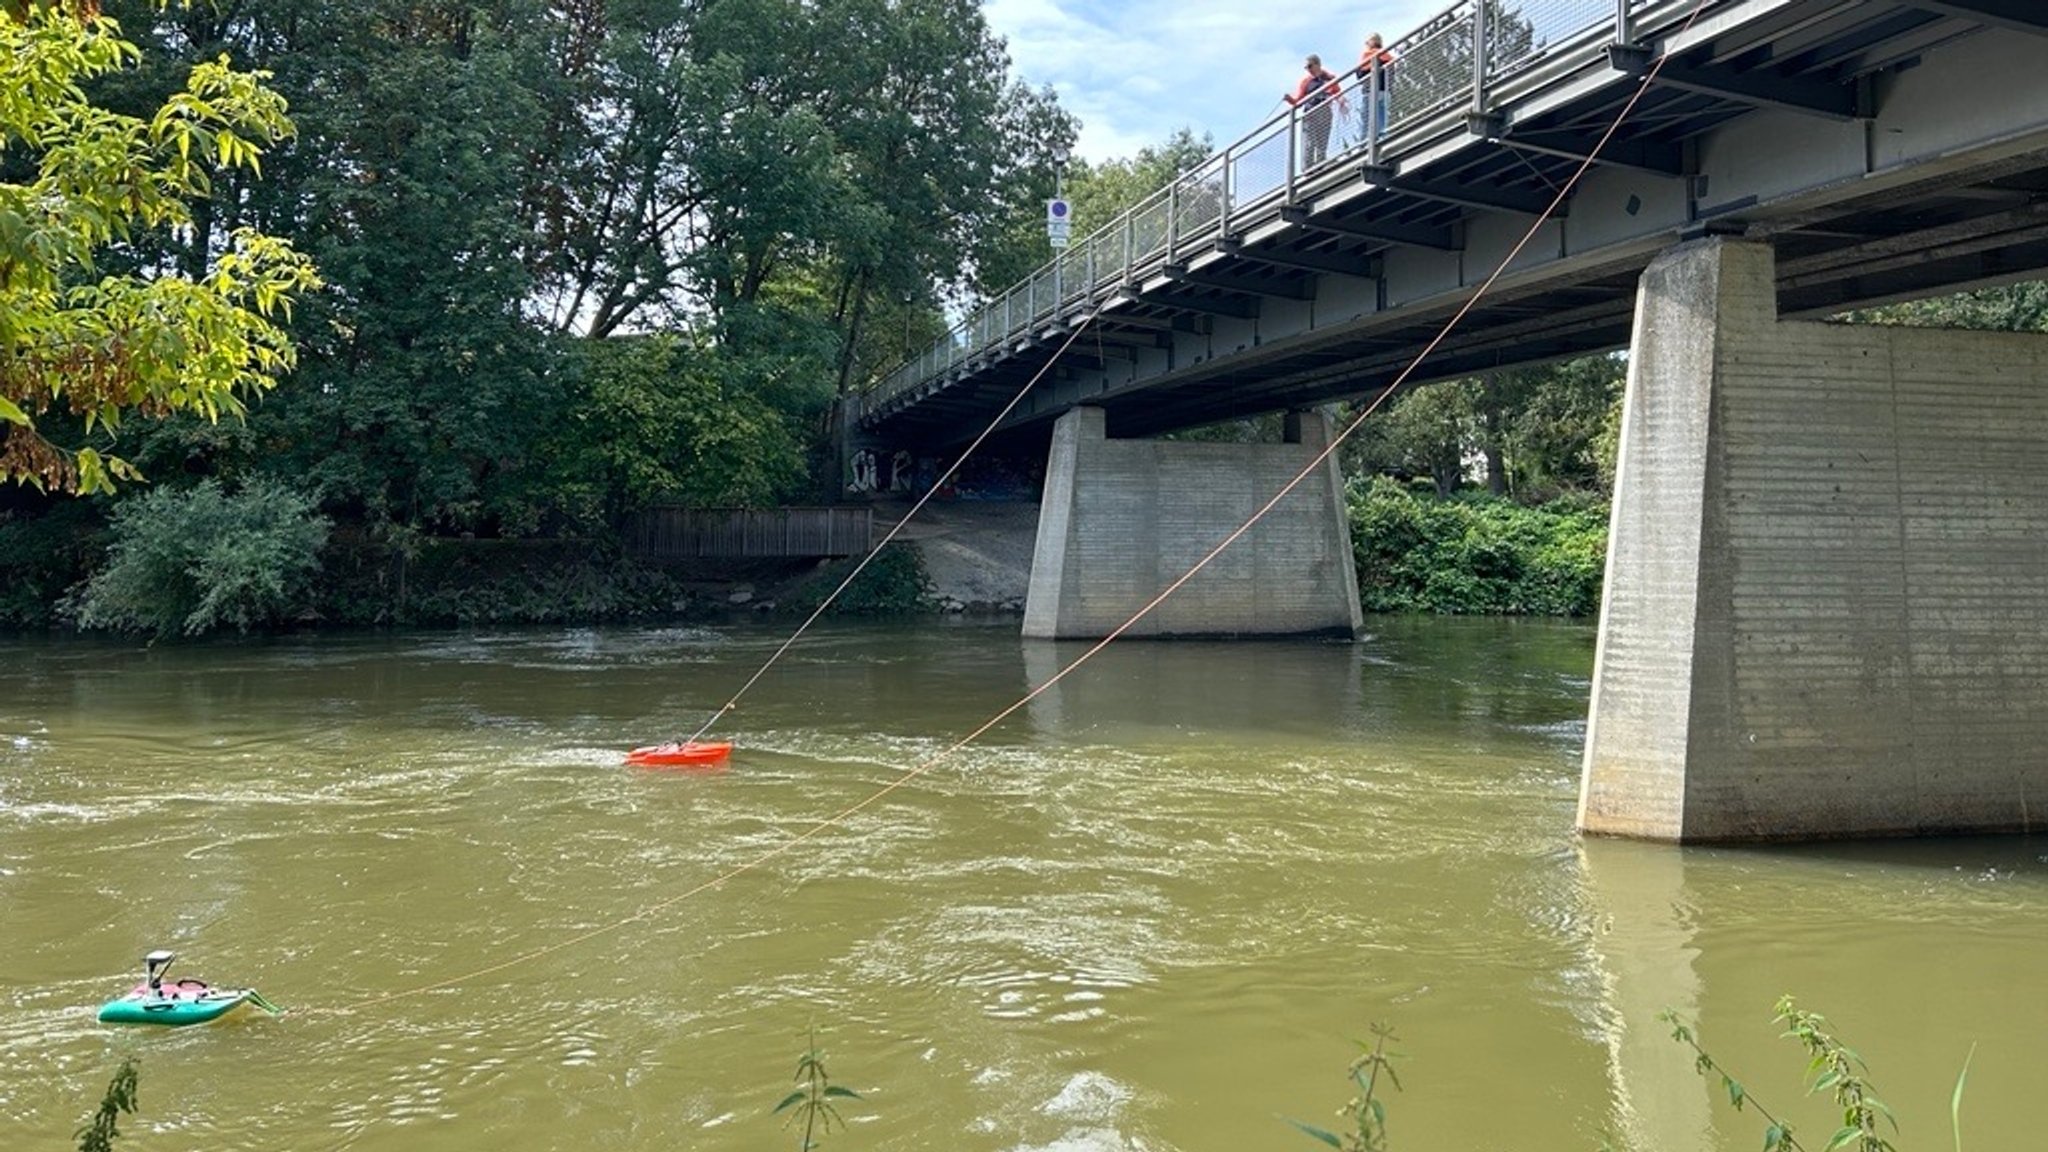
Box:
[625,741,733,768]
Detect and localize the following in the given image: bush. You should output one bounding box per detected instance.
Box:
[72,478,330,638]
[306,532,699,627]
[1348,476,1607,616]
[780,543,931,617]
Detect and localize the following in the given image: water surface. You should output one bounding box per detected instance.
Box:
[2,620,2043,1151]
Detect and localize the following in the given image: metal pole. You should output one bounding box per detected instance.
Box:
[1616,0,1631,45]
[1368,57,1383,165]
[1167,180,1180,258]
[1220,151,1234,238]
[1472,0,1490,114]
[1053,162,1064,311]
[1286,103,1300,204]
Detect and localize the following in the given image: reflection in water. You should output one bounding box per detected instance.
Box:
[1580,837,1712,1152]
[2,621,2045,1152]
[1020,637,1365,741]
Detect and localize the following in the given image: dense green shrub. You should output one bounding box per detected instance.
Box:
[310,534,696,626]
[780,543,931,617]
[1348,477,1607,616]
[71,478,330,638]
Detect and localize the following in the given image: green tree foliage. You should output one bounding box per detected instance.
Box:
[1347,382,1478,498]
[0,497,104,627]
[0,3,318,494]
[545,335,809,524]
[72,475,329,636]
[521,0,1068,391]
[1348,476,1606,616]
[1344,355,1624,499]
[108,0,568,536]
[81,0,1058,540]
[1843,282,2048,333]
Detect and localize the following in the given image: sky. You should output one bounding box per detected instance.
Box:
[983,0,1452,162]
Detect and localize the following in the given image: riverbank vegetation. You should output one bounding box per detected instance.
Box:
[1,0,1075,634]
[1338,353,1623,617]
[7,4,2048,636]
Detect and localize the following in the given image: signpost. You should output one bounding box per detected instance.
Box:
[1046,197,1071,249]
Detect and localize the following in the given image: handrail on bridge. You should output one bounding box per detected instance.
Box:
[864,0,1697,415]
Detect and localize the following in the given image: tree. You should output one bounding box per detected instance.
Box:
[1469,355,1624,498]
[542,334,810,522]
[514,0,1069,395]
[0,2,318,494]
[1844,282,2048,333]
[1346,380,1479,497]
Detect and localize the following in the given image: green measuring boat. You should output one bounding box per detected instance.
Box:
[97,950,282,1027]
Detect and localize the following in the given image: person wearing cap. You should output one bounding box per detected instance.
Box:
[1356,33,1397,139]
[1285,54,1346,167]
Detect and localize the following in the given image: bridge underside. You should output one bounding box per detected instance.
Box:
[1582,238,2048,842]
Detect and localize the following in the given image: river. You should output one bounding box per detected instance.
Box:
[3,619,2045,1151]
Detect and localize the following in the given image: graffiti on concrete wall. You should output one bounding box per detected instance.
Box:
[848,449,879,493]
[848,447,1042,501]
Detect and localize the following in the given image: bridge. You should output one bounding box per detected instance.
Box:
[860,0,2048,443]
[847,0,2048,844]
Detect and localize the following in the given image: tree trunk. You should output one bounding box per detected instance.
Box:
[834,266,874,397]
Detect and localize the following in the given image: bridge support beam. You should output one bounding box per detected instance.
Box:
[1022,406,1363,640]
[1581,238,2048,841]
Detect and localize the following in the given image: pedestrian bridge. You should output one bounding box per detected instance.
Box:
[858,0,2048,444]
[852,0,2048,846]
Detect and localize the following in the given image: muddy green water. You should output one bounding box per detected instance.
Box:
[3,620,2046,1152]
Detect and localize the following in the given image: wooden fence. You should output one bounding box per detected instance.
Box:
[625,506,873,560]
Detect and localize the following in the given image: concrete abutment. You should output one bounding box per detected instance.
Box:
[1022,407,1363,640]
[1581,238,2048,842]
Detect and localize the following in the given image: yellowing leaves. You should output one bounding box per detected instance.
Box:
[0,7,319,494]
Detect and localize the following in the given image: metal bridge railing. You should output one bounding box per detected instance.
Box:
[863,0,1683,415]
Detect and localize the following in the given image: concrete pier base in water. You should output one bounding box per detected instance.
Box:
[1581,238,2048,841]
[1022,406,1362,640]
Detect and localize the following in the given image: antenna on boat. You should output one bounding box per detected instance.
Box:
[143,950,175,994]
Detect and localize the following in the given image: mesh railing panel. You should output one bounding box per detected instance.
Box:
[1323,72,1375,163]
[1231,120,1291,209]
[1490,0,1613,79]
[1129,196,1170,264]
[1057,244,1086,302]
[1386,3,1478,131]
[1174,156,1228,246]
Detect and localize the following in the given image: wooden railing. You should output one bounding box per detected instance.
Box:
[626,507,873,559]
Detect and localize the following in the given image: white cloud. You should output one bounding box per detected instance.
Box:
[986,0,1450,162]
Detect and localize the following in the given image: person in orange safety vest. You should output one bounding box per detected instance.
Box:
[1356,33,1397,139]
[1285,54,1346,167]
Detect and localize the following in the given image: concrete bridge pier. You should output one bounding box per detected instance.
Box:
[1581,238,2048,842]
[1021,406,1363,640]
